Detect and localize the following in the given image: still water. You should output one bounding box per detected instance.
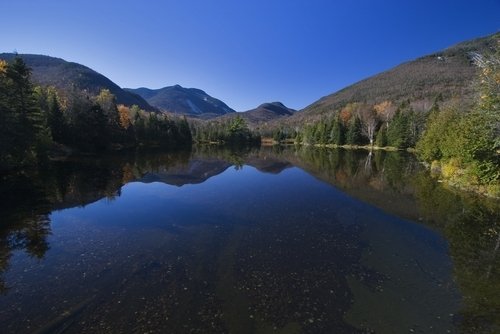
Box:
[0,147,499,333]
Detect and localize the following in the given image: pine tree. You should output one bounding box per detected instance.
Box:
[330,117,345,145]
[346,117,362,145]
[47,89,66,143]
[386,110,408,148]
[0,57,45,167]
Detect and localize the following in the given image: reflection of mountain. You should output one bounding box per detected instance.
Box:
[1,147,499,332]
[140,159,232,186]
[245,157,292,174]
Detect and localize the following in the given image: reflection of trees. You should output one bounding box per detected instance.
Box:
[0,174,52,294]
[414,174,500,333]
[447,205,500,333]
[0,149,193,294]
[1,146,498,332]
[290,147,418,196]
[286,147,500,332]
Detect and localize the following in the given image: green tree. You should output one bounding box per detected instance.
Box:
[375,126,387,147]
[329,116,345,145]
[417,47,500,186]
[416,107,460,161]
[0,57,45,168]
[386,110,408,149]
[345,116,362,145]
[96,89,124,143]
[177,117,193,146]
[73,104,109,151]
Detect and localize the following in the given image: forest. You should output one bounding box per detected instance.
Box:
[270,50,499,195]
[1,49,498,195]
[0,57,258,171]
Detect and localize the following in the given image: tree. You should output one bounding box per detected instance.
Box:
[96,89,123,143]
[374,100,397,129]
[416,47,500,185]
[177,117,192,145]
[117,105,131,129]
[386,110,409,149]
[376,126,387,147]
[345,116,362,145]
[73,103,109,151]
[0,57,45,167]
[46,88,66,143]
[34,86,66,144]
[329,116,345,145]
[358,106,379,146]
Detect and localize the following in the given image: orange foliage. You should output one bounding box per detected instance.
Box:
[373,100,396,122]
[339,103,357,123]
[0,60,7,75]
[117,105,131,129]
[373,101,392,115]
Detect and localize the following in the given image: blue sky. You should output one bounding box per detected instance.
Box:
[1,0,498,111]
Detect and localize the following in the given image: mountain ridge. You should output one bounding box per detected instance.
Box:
[126,85,235,118]
[216,101,296,127]
[0,53,155,110]
[295,32,498,120]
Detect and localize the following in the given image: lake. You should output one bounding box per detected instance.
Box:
[0,146,499,333]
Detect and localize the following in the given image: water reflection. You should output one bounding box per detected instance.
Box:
[0,173,52,294]
[0,147,498,333]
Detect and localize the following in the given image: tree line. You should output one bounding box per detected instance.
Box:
[191,115,261,146]
[0,57,193,170]
[292,100,428,149]
[417,51,499,189]
[272,48,499,192]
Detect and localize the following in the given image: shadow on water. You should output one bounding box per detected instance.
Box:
[0,146,498,333]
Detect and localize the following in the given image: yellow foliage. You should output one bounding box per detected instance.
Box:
[430,160,441,174]
[0,60,7,75]
[373,100,392,115]
[441,159,462,179]
[117,105,131,129]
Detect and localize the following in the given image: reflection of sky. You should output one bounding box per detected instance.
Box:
[4,160,462,333]
[48,163,395,231]
[50,166,320,230]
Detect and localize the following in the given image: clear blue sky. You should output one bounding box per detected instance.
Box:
[1,0,498,111]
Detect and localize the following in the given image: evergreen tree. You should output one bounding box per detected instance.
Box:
[72,103,109,151]
[177,117,192,146]
[386,110,408,148]
[46,89,66,143]
[0,57,45,167]
[330,117,345,145]
[376,127,387,147]
[96,89,124,144]
[346,117,362,145]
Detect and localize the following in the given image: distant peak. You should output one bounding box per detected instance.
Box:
[259,102,287,109]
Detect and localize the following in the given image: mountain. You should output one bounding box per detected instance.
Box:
[287,32,499,124]
[240,102,295,122]
[126,85,235,118]
[217,102,295,128]
[0,53,154,110]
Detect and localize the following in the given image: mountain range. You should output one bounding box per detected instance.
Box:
[1,32,497,124]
